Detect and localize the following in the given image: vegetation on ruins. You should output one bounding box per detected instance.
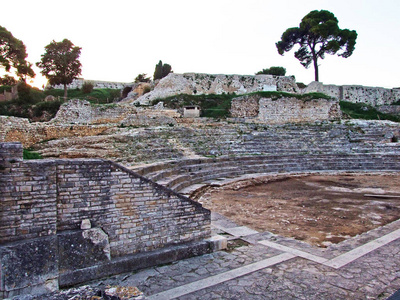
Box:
[0,87,120,121]
[256,66,286,76]
[340,101,400,122]
[23,149,42,159]
[276,10,357,82]
[81,81,94,94]
[134,73,151,83]
[0,25,35,81]
[151,91,333,118]
[37,39,82,100]
[153,60,172,80]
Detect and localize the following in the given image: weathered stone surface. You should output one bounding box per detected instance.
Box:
[0,236,59,298]
[58,229,111,272]
[376,105,400,116]
[230,95,341,124]
[304,81,400,106]
[133,73,299,105]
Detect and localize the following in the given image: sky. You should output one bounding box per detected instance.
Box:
[2,0,400,89]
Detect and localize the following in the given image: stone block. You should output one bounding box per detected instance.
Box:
[0,235,59,298]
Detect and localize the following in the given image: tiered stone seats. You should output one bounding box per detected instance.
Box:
[129,121,399,193]
[133,153,400,194]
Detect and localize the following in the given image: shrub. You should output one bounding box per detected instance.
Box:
[297,82,307,89]
[82,81,94,94]
[340,101,400,122]
[134,73,151,83]
[256,66,286,76]
[143,86,151,95]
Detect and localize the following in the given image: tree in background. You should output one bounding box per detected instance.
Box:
[0,25,35,82]
[256,66,286,76]
[276,10,357,82]
[153,60,172,80]
[134,73,151,83]
[37,39,82,100]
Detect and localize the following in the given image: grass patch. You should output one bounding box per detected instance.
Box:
[340,101,400,122]
[23,149,42,160]
[44,88,121,104]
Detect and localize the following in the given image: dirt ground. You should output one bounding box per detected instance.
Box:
[198,173,400,247]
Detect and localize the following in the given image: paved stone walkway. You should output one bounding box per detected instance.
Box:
[90,213,400,299]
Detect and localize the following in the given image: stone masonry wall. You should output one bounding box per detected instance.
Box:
[231,95,341,124]
[304,81,400,106]
[0,143,211,257]
[47,78,132,90]
[134,73,299,105]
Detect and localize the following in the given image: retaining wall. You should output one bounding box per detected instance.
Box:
[304,81,400,106]
[0,142,211,298]
[230,94,341,124]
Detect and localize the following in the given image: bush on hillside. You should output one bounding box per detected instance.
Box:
[256,66,286,76]
[82,81,94,94]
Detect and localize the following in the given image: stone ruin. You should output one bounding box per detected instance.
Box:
[129,73,299,105]
[0,142,226,298]
[1,72,400,298]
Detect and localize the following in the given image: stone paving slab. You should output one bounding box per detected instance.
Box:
[77,212,400,300]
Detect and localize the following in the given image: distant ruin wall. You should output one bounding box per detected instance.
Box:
[231,95,341,124]
[0,142,211,297]
[134,73,299,105]
[0,101,180,147]
[48,78,132,90]
[304,81,400,106]
[52,99,180,125]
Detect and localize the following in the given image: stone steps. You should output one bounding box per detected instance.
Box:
[134,154,400,193]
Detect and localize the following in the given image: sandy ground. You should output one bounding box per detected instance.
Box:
[198,173,400,247]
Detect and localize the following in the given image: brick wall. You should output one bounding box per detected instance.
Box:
[0,143,211,257]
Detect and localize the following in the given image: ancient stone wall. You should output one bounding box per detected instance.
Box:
[134,73,299,105]
[48,78,132,90]
[376,105,400,116]
[304,81,400,106]
[0,142,211,297]
[0,101,181,147]
[231,95,341,124]
[0,143,210,253]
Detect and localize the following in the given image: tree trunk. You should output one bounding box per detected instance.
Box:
[313,56,319,82]
[63,84,68,101]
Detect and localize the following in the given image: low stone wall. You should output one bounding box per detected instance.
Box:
[48,78,132,90]
[134,73,299,105]
[0,101,181,147]
[0,115,110,147]
[51,99,180,125]
[304,81,400,106]
[0,142,211,297]
[230,95,341,124]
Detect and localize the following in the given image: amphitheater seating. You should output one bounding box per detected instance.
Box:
[132,153,400,195]
[128,121,399,195]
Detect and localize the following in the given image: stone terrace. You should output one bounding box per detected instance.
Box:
[30,119,400,166]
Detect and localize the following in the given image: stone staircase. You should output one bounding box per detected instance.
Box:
[132,153,400,195]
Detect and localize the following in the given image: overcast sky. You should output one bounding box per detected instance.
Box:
[2,0,399,89]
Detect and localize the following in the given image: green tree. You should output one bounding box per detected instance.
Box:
[256,66,286,76]
[0,25,35,81]
[37,39,82,100]
[153,60,172,80]
[134,73,151,83]
[276,10,357,82]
